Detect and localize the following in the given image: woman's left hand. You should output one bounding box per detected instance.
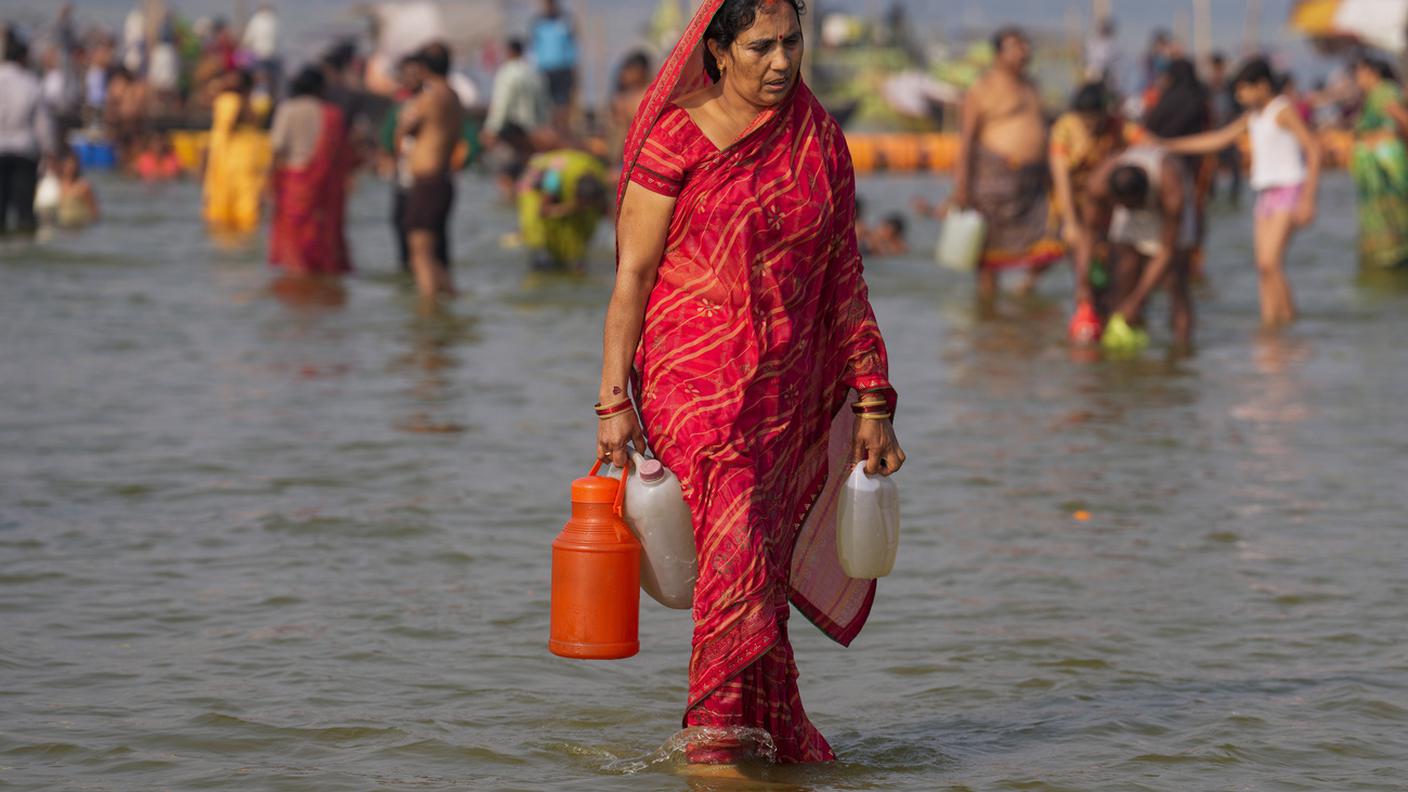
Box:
[851,418,905,476]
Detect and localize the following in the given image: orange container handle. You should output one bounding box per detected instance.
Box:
[588,458,630,517]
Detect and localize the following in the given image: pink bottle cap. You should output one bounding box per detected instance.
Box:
[637,458,665,483]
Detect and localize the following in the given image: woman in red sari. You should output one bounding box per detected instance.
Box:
[596,0,905,766]
[268,67,353,276]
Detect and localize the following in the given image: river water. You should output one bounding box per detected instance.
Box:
[2,170,1406,791]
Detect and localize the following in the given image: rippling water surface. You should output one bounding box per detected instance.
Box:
[2,171,1406,791]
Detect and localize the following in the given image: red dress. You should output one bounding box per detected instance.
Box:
[619,0,897,764]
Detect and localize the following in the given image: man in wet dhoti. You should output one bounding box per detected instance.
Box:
[395,43,464,298]
[944,27,1063,299]
[1083,146,1198,352]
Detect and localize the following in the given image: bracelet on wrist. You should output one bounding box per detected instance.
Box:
[595,400,635,420]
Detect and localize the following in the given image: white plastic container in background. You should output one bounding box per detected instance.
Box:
[836,464,900,579]
[624,452,697,610]
[34,172,61,221]
[935,208,987,272]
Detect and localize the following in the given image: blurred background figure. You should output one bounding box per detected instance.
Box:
[1350,56,1408,270]
[1204,52,1244,207]
[134,131,182,182]
[52,150,99,228]
[202,69,268,235]
[242,2,282,98]
[0,29,46,237]
[1050,81,1127,327]
[269,65,353,277]
[530,0,579,134]
[395,43,463,297]
[516,147,608,272]
[608,50,652,163]
[483,37,551,200]
[1084,16,1120,88]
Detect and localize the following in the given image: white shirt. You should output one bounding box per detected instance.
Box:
[0,62,44,157]
[1248,96,1307,191]
[484,58,550,135]
[242,9,280,59]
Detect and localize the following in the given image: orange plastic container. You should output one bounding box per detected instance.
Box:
[549,460,641,660]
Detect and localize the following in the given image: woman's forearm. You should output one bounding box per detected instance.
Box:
[599,269,656,401]
[1051,155,1077,229]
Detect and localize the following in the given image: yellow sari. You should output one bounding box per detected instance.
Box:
[202,92,271,233]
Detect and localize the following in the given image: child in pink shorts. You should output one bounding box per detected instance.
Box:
[1159,58,1321,326]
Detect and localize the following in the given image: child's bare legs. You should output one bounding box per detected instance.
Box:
[1253,209,1298,326]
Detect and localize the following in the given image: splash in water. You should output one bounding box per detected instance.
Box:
[603,726,778,775]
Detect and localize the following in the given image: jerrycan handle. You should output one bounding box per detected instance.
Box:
[588,458,629,517]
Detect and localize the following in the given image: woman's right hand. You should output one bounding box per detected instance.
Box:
[597,409,647,470]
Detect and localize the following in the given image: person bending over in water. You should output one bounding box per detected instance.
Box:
[1049,81,1127,340]
[396,43,464,297]
[920,26,1062,299]
[1084,145,1197,351]
[1155,58,1320,327]
[517,148,610,272]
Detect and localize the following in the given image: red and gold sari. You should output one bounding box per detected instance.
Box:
[269,103,353,276]
[618,0,896,764]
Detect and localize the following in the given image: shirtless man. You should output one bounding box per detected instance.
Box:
[944,27,1062,299]
[1084,146,1197,351]
[396,43,464,297]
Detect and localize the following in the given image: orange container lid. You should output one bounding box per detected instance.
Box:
[572,474,620,504]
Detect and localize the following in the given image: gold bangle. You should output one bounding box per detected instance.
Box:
[856,412,892,421]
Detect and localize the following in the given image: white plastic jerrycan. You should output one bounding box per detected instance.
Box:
[624,452,697,610]
[935,208,987,272]
[836,464,900,579]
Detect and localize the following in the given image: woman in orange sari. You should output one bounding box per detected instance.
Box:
[596,0,904,766]
[268,67,353,275]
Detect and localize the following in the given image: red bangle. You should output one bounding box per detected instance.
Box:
[595,400,635,420]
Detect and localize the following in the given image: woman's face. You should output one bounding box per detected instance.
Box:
[711,4,804,108]
[1355,63,1378,92]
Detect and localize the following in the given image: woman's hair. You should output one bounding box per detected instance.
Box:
[703,0,806,82]
[1144,57,1210,137]
[1232,57,1280,91]
[1071,82,1108,114]
[288,66,325,98]
[1355,54,1399,83]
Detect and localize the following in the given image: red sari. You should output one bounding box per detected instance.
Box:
[619,1,896,764]
[269,104,353,275]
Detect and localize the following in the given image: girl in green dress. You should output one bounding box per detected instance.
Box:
[1351,57,1408,269]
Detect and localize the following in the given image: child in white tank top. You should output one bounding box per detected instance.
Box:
[1155,58,1320,327]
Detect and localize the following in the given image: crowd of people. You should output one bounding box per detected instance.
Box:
[913,23,1408,354]
[3,4,1407,340]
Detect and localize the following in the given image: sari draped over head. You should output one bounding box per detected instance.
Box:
[269,103,353,276]
[618,0,896,764]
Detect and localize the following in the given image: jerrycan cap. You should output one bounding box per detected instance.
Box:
[573,459,627,507]
[572,474,620,504]
[638,458,665,484]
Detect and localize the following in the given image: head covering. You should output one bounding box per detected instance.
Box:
[617,0,725,207]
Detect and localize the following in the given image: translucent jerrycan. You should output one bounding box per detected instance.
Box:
[624,451,696,610]
[836,464,901,579]
[936,208,987,272]
[549,460,640,660]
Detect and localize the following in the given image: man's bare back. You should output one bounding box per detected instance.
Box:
[972,70,1047,166]
[404,81,464,179]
